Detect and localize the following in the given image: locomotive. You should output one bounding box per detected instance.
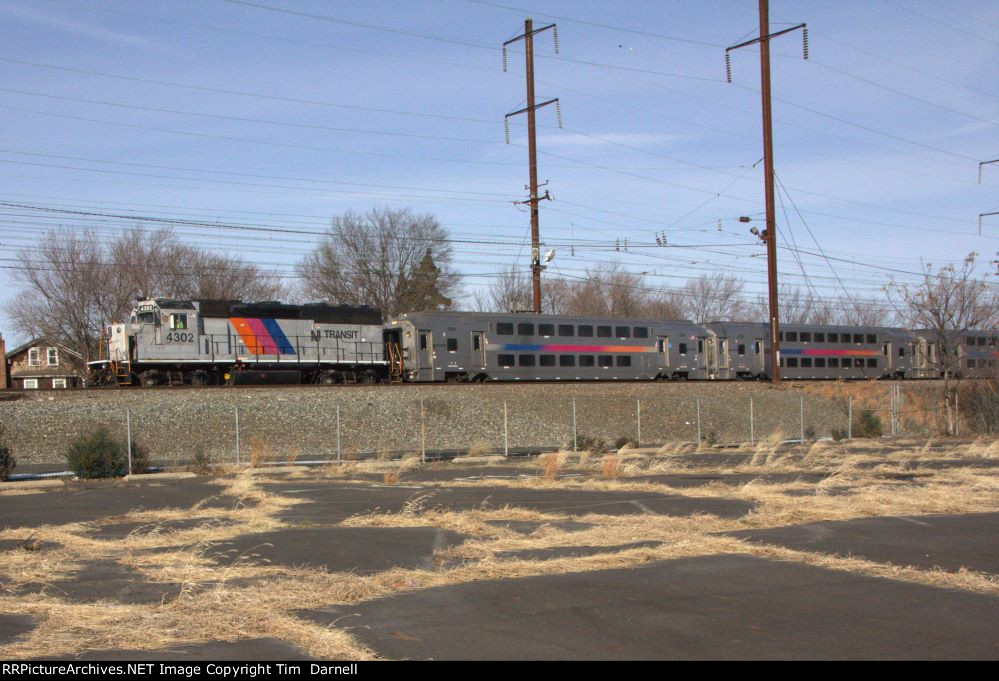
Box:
[89,298,385,386]
[88,299,996,386]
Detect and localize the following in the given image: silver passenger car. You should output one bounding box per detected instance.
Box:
[388,311,712,382]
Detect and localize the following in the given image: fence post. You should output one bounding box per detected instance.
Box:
[636,398,642,447]
[336,403,341,462]
[503,400,509,457]
[572,398,577,452]
[126,407,132,475]
[800,395,805,443]
[696,397,702,446]
[749,396,755,445]
[955,389,959,437]
[847,396,852,440]
[235,404,241,466]
[420,399,426,464]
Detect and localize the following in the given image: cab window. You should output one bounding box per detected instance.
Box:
[170,314,188,330]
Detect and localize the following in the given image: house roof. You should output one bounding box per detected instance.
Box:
[6,338,82,360]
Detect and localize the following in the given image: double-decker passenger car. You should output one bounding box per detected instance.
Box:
[389,311,714,382]
[90,298,386,386]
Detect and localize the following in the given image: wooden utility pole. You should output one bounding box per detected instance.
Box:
[504,19,560,313]
[726,0,807,384]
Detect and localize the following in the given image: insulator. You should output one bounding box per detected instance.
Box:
[552,25,559,53]
[623,238,628,251]
[502,46,507,71]
[504,118,510,144]
[615,239,620,252]
[802,27,809,59]
[555,100,563,128]
[725,52,732,83]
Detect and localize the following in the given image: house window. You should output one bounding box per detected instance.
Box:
[52,378,67,389]
[28,348,40,367]
[23,378,38,389]
[47,347,59,366]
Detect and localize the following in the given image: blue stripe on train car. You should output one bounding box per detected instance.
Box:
[261,318,296,354]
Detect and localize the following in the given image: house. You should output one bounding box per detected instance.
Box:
[0,334,7,389]
[5,338,85,389]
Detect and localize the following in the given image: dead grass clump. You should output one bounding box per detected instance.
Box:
[285,446,300,466]
[601,454,620,479]
[465,440,493,458]
[749,431,784,466]
[383,470,401,485]
[538,452,563,482]
[376,450,392,462]
[658,441,695,456]
[247,437,273,468]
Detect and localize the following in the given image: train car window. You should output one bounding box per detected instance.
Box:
[814,332,825,342]
[866,358,878,368]
[171,314,188,330]
[854,358,864,368]
[578,325,594,337]
[497,323,513,336]
[634,327,649,338]
[815,358,826,368]
[801,358,812,368]
[786,331,798,342]
[518,323,535,336]
[598,355,613,367]
[678,343,688,355]
[966,336,975,346]
[853,334,864,344]
[786,357,798,367]
[447,338,457,352]
[738,344,746,355]
[597,326,612,338]
[866,334,877,344]
[827,333,838,343]
[473,335,481,351]
[779,358,785,367]
[559,355,576,367]
[898,347,905,357]
[518,354,536,367]
[539,324,554,337]
[966,358,975,369]
[419,334,428,351]
[778,332,783,342]
[800,332,811,342]
[539,354,556,367]
[991,337,997,347]
[977,336,987,346]
[828,358,839,368]
[615,326,631,339]
[579,355,595,367]
[498,354,514,367]
[697,339,704,354]
[754,340,762,354]
[558,325,575,337]
[616,356,631,367]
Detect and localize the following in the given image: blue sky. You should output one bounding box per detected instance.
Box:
[1,0,998,344]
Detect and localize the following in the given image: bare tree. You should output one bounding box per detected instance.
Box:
[5,227,284,374]
[886,253,999,434]
[561,262,649,317]
[832,295,893,327]
[298,207,459,316]
[682,273,749,323]
[474,267,572,314]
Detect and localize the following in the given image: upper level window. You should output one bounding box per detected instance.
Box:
[866,334,877,344]
[558,325,574,337]
[814,333,825,342]
[538,324,554,337]
[597,326,612,338]
[47,347,58,366]
[633,327,649,339]
[28,348,40,367]
[496,323,513,336]
[800,332,811,342]
[615,326,630,339]
[517,323,534,336]
[786,331,798,342]
[578,325,594,337]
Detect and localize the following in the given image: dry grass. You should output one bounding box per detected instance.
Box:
[382,470,402,485]
[600,454,621,479]
[465,440,494,458]
[538,452,563,482]
[5,439,999,660]
[247,437,273,468]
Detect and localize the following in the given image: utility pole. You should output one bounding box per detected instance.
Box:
[504,18,561,314]
[726,0,807,385]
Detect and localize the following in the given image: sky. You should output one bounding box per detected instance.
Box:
[1,0,998,345]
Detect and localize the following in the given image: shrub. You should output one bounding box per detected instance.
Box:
[576,435,607,455]
[0,430,14,481]
[465,439,493,457]
[66,427,126,479]
[601,454,620,479]
[192,447,212,475]
[804,426,817,442]
[705,430,719,446]
[962,381,999,435]
[831,427,847,442]
[614,436,637,450]
[128,442,151,474]
[853,409,884,438]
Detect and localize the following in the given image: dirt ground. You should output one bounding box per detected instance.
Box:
[2,435,999,660]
